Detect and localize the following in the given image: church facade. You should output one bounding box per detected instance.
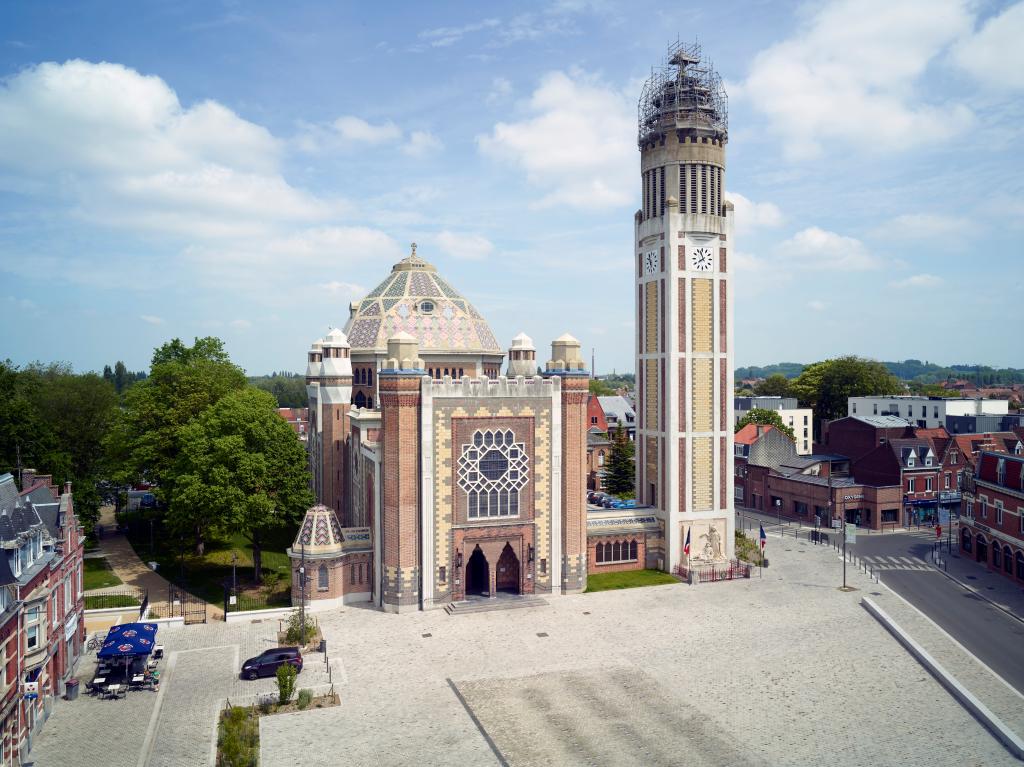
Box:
[291,248,590,612]
[289,41,736,611]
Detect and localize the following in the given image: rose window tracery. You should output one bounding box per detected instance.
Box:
[458,429,529,518]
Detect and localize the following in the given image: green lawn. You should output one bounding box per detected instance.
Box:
[83,557,123,590]
[121,513,293,609]
[585,568,679,592]
[84,594,140,609]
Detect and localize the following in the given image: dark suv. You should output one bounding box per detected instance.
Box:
[241,647,303,680]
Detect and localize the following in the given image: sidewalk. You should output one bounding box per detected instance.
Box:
[92,505,223,621]
[938,549,1024,623]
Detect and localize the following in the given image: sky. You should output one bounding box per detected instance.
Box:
[1,0,1022,376]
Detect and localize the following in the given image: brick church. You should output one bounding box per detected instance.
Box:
[290,246,591,612]
[289,40,736,611]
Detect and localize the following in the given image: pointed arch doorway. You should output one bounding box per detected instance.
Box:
[466,545,489,596]
[496,542,520,594]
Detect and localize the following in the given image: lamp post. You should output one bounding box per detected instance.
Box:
[231,551,238,593]
[775,497,782,533]
[299,540,307,647]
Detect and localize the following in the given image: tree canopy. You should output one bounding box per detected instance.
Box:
[105,337,247,501]
[735,408,794,440]
[250,372,308,408]
[589,379,616,396]
[789,356,903,422]
[753,374,791,398]
[0,360,119,534]
[172,387,313,572]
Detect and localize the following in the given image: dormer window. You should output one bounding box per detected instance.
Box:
[907,456,915,468]
[419,300,435,314]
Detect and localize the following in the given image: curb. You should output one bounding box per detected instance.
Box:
[931,566,1024,628]
[862,596,1024,761]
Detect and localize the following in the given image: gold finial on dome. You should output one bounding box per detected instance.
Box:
[410,242,417,257]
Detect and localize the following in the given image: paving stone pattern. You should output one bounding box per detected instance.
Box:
[262,536,1020,767]
[29,618,332,767]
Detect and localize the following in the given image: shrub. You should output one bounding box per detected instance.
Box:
[276,663,296,705]
[297,688,312,710]
[258,696,274,715]
[217,706,258,767]
[284,610,316,645]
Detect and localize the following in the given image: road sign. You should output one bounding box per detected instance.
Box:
[845,523,856,543]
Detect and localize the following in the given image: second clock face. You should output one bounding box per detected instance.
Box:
[644,251,658,275]
[691,247,714,272]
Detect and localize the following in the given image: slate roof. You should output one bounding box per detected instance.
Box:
[597,396,636,425]
[850,415,913,428]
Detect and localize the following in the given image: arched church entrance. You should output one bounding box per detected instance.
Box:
[496,542,520,594]
[466,545,489,596]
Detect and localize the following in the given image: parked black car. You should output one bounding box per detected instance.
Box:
[240,647,303,680]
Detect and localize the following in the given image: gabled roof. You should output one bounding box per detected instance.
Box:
[849,415,913,428]
[597,396,635,424]
[735,423,777,445]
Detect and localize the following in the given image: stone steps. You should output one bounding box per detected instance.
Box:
[445,596,548,615]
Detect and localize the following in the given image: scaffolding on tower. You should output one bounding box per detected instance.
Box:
[637,39,728,148]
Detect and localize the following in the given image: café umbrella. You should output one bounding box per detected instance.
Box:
[97,622,159,683]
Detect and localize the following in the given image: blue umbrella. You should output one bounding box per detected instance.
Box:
[97,623,159,687]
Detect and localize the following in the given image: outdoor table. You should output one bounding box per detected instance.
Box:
[92,677,106,686]
[130,675,145,690]
[152,645,164,659]
[104,684,123,700]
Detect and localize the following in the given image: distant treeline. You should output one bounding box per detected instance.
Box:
[249,372,306,408]
[737,360,1024,385]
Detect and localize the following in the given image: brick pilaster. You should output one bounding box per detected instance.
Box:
[379,374,421,612]
[560,375,589,593]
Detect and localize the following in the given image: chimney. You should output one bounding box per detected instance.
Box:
[20,468,36,490]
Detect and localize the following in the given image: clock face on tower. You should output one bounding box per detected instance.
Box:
[644,251,658,275]
[691,247,714,272]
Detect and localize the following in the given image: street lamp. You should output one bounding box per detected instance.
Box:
[774,497,782,532]
[231,551,238,593]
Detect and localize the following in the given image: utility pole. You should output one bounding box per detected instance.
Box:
[15,444,22,490]
[842,494,848,590]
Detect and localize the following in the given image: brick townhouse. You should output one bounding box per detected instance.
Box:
[0,471,85,765]
[960,452,1024,582]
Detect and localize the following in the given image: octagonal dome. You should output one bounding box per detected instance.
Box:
[343,246,501,355]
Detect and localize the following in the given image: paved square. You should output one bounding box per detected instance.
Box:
[262,538,1018,767]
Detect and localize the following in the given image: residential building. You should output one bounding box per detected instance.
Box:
[277,407,309,443]
[960,452,1024,583]
[734,396,813,454]
[0,471,85,764]
[847,396,1008,429]
[586,396,609,433]
[586,430,612,492]
[946,413,1024,434]
[596,396,636,441]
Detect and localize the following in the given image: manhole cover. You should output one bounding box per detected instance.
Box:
[536,632,549,638]
[421,633,432,638]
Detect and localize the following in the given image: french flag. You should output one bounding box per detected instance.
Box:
[759,524,767,552]
[683,527,691,557]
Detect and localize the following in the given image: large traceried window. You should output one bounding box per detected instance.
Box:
[459,429,529,519]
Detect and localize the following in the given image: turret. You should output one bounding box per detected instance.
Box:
[506,332,536,378]
[319,328,352,405]
[545,333,587,374]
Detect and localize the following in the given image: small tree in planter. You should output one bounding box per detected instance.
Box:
[276,664,296,705]
[282,610,318,647]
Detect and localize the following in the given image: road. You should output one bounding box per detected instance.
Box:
[736,508,1024,695]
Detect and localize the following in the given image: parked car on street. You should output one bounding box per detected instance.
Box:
[240,647,303,680]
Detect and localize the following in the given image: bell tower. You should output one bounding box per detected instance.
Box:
[635,41,734,570]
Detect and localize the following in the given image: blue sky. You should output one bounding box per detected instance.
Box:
[1,0,1021,376]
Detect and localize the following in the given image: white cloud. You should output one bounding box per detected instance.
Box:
[477,70,634,209]
[140,314,164,325]
[434,231,495,261]
[775,227,879,271]
[486,77,513,105]
[331,115,401,144]
[807,300,827,311]
[0,59,331,245]
[322,280,365,295]
[417,18,500,48]
[889,273,943,289]
[952,2,1024,91]
[870,213,969,240]
[230,319,252,330]
[402,130,443,158]
[734,0,975,158]
[725,192,784,236]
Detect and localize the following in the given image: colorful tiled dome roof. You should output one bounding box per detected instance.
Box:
[293,504,345,555]
[343,245,502,355]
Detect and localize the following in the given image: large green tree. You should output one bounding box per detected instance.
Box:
[172,388,313,574]
[0,361,118,535]
[753,374,791,397]
[790,356,903,422]
[735,408,795,440]
[106,337,247,502]
[603,425,635,498]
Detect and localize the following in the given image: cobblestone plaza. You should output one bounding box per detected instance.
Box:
[30,534,1021,766]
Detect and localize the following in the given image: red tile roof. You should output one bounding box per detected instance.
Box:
[735,423,777,445]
